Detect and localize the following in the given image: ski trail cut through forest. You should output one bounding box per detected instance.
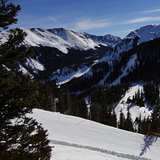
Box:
[50,140,151,160]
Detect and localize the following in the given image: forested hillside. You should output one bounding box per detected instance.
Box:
[39,36,160,135]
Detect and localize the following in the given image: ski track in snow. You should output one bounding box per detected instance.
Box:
[50,140,150,160]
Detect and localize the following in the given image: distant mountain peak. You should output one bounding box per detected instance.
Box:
[83,32,121,46]
[10,27,120,54]
[126,24,160,43]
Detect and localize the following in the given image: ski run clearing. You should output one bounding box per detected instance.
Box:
[28,109,160,160]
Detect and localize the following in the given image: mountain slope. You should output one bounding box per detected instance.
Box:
[48,24,160,86]
[114,83,153,122]
[114,24,160,54]
[28,109,160,160]
[24,28,99,54]
[126,24,160,43]
[0,27,120,80]
[84,32,121,46]
[2,24,160,84]
[0,28,121,54]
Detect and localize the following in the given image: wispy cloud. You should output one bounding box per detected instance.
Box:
[140,8,160,13]
[72,18,112,31]
[125,16,160,24]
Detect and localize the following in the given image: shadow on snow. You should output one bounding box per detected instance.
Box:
[139,135,158,156]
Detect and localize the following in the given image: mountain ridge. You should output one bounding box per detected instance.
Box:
[0,27,121,54]
[50,24,160,87]
[1,24,160,84]
[1,24,160,83]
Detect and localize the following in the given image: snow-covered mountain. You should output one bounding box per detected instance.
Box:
[46,24,160,85]
[28,109,160,160]
[0,27,121,54]
[114,24,160,54]
[84,32,121,46]
[23,28,99,54]
[0,27,121,78]
[1,24,160,85]
[126,24,160,43]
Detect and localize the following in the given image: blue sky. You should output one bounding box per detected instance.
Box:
[12,0,160,38]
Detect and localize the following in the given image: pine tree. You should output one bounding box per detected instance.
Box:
[124,108,134,132]
[77,99,87,119]
[150,105,160,132]
[0,0,20,29]
[140,118,150,134]
[40,84,53,111]
[144,82,159,105]
[111,110,117,127]
[0,117,51,160]
[57,95,65,113]
[118,110,125,129]
[0,1,51,159]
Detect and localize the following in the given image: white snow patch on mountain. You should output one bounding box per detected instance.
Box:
[18,64,30,75]
[25,58,45,73]
[114,84,153,122]
[50,60,99,85]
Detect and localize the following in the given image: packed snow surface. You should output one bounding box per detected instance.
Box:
[28,109,160,160]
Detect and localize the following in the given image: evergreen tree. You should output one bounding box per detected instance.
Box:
[0,0,20,29]
[0,1,51,159]
[40,83,54,111]
[136,116,142,133]
[0,117,51,160]
[150,105,160,132]
[118,110,125,129]
[133,89,144,107]
[140,118,150,134]
[63,88,72,114]
[111,110,117,127]
[124,108,134,131]
[100,105,108,124]
[77,99,87,119]
[57,95,65,113]
[144,82,159,105]
[90,103,100,122]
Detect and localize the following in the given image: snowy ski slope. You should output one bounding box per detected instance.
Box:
[28,109,160,160]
